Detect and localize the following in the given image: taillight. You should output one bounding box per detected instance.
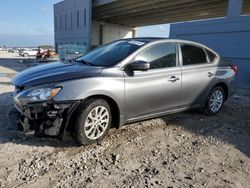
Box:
[230,64,238,74]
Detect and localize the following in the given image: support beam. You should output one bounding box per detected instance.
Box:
[242,0,250,15]
[93,0,116,7]
[93,0,250,27]
[109,6,228,27]
[227,0,243,17]
[100,1,227,24]
[94,0,222,21]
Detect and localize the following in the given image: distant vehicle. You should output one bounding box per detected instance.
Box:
[12,38,237,145]
[36,49,52,60]
[8,48,18,53]
[19,48,39,57]
[8,49,14,53]
[18,49,24,55]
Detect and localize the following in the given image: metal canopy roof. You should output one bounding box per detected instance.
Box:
[93,0,250,27]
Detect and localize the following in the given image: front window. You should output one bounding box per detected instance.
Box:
[76,40,146,67]
[135,43,177,69]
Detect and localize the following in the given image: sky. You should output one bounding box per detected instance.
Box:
[0,0,170,47]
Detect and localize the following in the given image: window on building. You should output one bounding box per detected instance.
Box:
[65,13,67,30]
[55,43,58,52]
[181,44,207,65]
[60,15,62,31]
[71,12,73,29]
[84,9,87,27]
[55,16,58,31]
[135,43,177,69]
[77,11,80,28]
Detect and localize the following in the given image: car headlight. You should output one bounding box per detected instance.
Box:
[15,87,62,103]
[27,88,61,101]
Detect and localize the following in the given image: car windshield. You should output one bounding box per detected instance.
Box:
[75,40,146,67]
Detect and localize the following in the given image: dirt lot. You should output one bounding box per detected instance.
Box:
[0,56,250,188]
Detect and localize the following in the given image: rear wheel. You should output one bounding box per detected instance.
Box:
[204,86,225,115]
[75,99,111,145]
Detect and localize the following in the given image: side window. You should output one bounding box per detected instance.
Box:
[181,44,207,65]
[135,43,176,69]
[205,49,217,62]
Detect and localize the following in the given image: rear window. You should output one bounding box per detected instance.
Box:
[181,44,207,65]
[206,49,217,62]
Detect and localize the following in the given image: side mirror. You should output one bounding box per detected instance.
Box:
[130,60,150,71]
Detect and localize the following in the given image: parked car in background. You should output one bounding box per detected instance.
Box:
[8,48,19,53]
[8,48,15,53]
[18,49,24,55]
[19,48,39,57]
[12,38,237,145]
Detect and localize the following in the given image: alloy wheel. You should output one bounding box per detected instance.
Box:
[209,89,224,113]
[84,106,109,140]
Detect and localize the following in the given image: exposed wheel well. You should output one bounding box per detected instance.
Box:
[87,95,120,129]
[214,82,229,101]
[66,95,120,134]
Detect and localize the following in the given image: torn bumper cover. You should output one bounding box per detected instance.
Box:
[14,100,75,136]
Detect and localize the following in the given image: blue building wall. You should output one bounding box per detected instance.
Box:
[169,15,250,89]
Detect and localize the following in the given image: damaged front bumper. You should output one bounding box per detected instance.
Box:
[14,100,76,137]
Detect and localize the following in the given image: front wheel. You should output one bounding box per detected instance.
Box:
[74,99,111,145]
[204,86,225,115]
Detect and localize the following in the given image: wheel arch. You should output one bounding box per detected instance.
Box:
[213,82,229,101]
[63,94,121,137]
[85,94,121,129]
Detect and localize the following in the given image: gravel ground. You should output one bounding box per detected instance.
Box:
[0,57,250,188]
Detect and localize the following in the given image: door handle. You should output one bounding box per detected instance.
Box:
[168,76,180,82]
[208,72,214,77]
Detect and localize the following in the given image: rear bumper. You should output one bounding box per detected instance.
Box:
[228,77,237,99]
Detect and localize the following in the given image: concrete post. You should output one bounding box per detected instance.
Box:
[99,25,104,45]
[227,0,243,17]
[132,29,136,38]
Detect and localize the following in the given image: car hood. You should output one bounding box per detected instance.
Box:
[12,62,103,86]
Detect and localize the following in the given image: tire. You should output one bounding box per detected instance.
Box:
[74,99,112,145]
[23,53,28,57]
[204,86,225,115]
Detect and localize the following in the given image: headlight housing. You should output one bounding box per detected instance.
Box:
[15,87,62,103]
[28,88,61,101]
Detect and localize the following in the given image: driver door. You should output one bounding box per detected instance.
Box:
[124,42,181,121]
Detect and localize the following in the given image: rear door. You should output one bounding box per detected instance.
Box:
[179,43,217,108]
[124,42,182,121]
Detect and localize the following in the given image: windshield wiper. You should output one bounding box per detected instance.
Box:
[75,59,94,66]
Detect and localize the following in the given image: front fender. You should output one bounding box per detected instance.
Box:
[53,75,125,127]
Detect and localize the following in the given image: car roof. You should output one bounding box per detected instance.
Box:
[124,37,167,43]
[121,37,219,56]
[123,37,203,44]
